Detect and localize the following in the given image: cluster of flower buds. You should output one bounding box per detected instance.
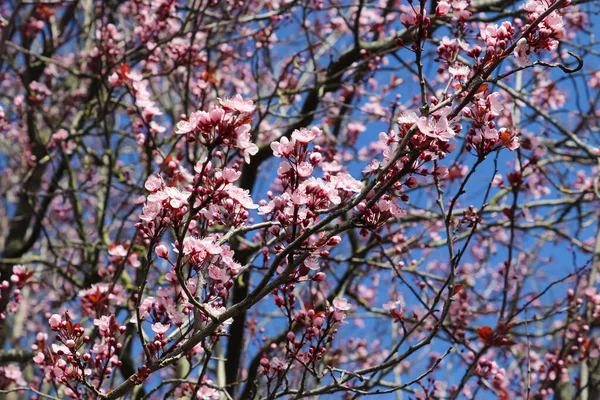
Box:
[262,296,350,378]
[35,312,127,396]
[35,312,88,387]
[468,22,516,69]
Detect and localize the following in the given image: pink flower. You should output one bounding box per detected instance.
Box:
[108,244,128,258]
[218,94,255,113]
[331,173,363,193]
[49,314,62,330]
[226,185,258,209]
[206,304,233,325]
[181,236,222,256]
[402,107,456,141]
[144,175,163,192]
[400,8,417,27]
[52,129,68,141]
[304,257,320,270]
[514,38,531,67]
[108,73,120,86]
[487,92,503,116]
[222,168,241,183]
[51,343,70,355]
[175,110,210,135]
[140,200,162,221]
[449,65,470,78]
[164,187,191,209]
[235,124,258,163]
[155,244,169,259]
[296,161,313,178]
[33,352,45,364]
[94,315,112,336]
[209,265,228,282]
[333,297,351,311]
[436,1,451,16]
[291,127,320,145]
[195,381,220,399]
[271,137,294,157]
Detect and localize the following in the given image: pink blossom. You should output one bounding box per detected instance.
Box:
[292,127,320,144]
[514,38,532,67]
[164,187,191,209]
[304,257,320,270]
[235,124,259,163]
[33,352,45,364]
[296,161,313,178]
[94,315,112,336]
[333,297,351,311]
[436,1,451,16]
[222,168,241,183]
[175,110,210,135]
[271,137,294,157]
[155,244,169,258]
[225,185,258,209]
[49,314,62,330]
[218,94,256,113]
[144,175,164,192]
[449,65,470,78]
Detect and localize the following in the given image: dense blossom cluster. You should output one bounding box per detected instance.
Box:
[464,91,520,155]
[514,0,567,66]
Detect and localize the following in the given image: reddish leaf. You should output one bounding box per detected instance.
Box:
[477,326,494,344]
[499,129,513,146]
[313,311,326,320]
[478,325,517,347]
[476,83,489,93]
[201,67,219,84]
[452,284,465,296]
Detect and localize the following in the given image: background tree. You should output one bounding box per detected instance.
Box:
[0,0,599,399]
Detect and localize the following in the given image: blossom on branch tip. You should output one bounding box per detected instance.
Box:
[218,94,256,113]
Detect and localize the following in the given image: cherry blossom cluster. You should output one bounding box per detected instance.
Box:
[357,110,458,233]
[175,94,258,163]
[120,0,179,42]
[138,174,191,237]
[463,91,520,156]
[0,364,26,390]
[435,0,471,25]
[109,64,164,140]
[399,1,431,32]
[468,22,516,71]
[0,0,595,397]
[259,127,361,243]
[187,161,258,228]
[514,0,567,66]
[35,312,127,397]
[473,358,509,398]
[3,264,36,313]
[21,4,53,39]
